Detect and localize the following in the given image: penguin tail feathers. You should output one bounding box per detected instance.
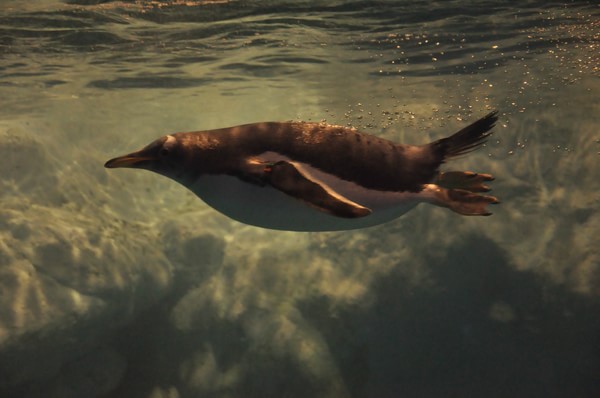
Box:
[434,111,498,161]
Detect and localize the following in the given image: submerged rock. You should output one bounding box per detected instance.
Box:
[0,126,64,206]
[45,347,127,398]
[0,201,173,395]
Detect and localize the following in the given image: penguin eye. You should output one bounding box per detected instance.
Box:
[159,148,169,157]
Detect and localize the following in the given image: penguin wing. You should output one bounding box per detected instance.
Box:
[266,160,372,218]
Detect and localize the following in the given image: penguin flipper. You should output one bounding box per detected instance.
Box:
[266,161,372,218]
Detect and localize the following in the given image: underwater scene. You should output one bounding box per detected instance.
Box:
[0,0,599,397]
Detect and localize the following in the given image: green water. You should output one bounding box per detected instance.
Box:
[0,1,599,397]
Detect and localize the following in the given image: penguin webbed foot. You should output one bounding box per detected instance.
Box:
[435,171,494,193]
[434,187,499,216]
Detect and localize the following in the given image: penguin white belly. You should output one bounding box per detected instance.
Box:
[187,166,426,232]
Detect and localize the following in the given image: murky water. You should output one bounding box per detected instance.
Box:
[1,1,599,397]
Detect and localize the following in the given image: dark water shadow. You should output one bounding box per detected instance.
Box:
[300,235,600,398]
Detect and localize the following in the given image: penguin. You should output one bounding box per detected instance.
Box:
[105,111,499,231]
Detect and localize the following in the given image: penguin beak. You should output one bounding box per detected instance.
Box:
[104,151,157,168]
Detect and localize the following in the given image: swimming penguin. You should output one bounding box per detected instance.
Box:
[105,111,499,231]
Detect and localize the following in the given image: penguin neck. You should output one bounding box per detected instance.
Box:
[174,129,253,174]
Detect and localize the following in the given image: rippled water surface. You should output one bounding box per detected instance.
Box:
[1,1,599,397]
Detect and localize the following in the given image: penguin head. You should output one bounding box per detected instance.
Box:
[105,134,189,180]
